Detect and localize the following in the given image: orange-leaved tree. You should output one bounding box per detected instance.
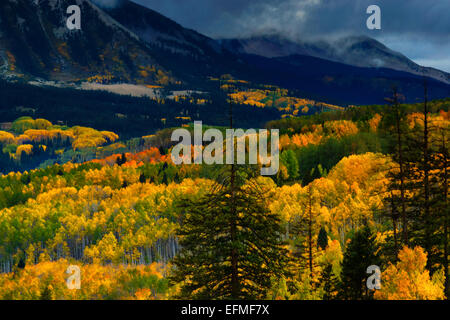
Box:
[375,246,445,300]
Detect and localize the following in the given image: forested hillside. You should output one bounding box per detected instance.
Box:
[0,96,448,300]
[0,80,281,140]
[0,76,351,173]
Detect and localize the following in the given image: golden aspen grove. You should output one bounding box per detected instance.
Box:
[0,95,448,300]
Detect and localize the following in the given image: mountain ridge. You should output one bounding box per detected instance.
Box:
[104,0,241,83]
[219,35,450,85]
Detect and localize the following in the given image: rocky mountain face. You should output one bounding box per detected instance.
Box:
[0,0,240,85]
[0,0,172,83]
[104,0,240,83]
[106,0,222,59]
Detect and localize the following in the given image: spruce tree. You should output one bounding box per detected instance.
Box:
[161,172,168,185]
[170,166,290,299]
[170,90,290,299]
[383,88,410,245]
[39,285,52,300]
[116,153,127,166]
[408,83,449,282]
[339,225,379,300]
[383,83,448,295]
[320,263,338,300]
[292,181,318,279]
[317,227,328,251]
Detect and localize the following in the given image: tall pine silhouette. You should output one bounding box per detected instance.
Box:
[170,88,290,299]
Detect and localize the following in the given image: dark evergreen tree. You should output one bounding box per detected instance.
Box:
[171,94,290,299]
[377,191,400,264]
[17,258,25,269]
[170,166,291,299]
[317,227,328,251]
[320,263,338,300]
[39,285,52,300]
[383,88,410,245]
[407,82,449,281]
[382,83,448,292]
[291,181,317,279]
[161,172,168,185]
[339,225,379,300]
[410,83,434,269]
[116,153,127,166]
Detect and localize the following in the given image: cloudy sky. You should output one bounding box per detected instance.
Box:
[95,0,450,72]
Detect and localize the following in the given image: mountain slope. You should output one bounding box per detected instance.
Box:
[104,0,240,83]
[0,0,171,84]
[220,35,450,85]
[239,53,450,105]
[106,0,222,59]
[0,1,448,106]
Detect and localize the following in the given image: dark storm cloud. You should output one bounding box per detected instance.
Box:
[131,0,450,40]
[93,0,450,71]
[92,0,125,8]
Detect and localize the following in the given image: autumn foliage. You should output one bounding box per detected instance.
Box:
[375,247,445,300]
[0,97,448,300]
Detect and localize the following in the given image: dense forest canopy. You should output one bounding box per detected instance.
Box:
[0,93,448,300]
